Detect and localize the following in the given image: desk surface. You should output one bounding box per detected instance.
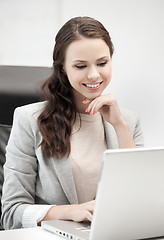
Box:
[0,227,64,240]
[1,227,164,240]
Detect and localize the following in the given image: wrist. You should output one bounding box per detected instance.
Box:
[113,120,136,148]
[62,205,75,220]
[41,205,73,222]
[113,118,128,131]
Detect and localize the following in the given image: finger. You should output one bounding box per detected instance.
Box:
[88,95,113,116]
[87,99,101,116]
[86,205,94,212]
[85,99,98,115]
[93,101,107,114]
[82,99,92,104]
[85,211,93,222]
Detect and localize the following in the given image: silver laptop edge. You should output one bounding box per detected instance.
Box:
[42,147,164,240]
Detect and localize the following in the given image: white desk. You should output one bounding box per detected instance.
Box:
[0,227,64,240]
[1,227,164,240]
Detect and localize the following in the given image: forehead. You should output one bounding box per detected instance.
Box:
[64,37,110,61]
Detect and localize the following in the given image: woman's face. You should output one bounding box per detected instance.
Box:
[63,37,112,102]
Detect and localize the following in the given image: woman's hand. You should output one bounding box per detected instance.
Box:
[83,93,125,127]
[40,200,95,224]
[83,93,136,148]
[67,200,95,222]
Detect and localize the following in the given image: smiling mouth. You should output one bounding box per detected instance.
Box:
[82,82,103,90]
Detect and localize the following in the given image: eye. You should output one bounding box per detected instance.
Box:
[75,65,87,69]
[97,61,108,67]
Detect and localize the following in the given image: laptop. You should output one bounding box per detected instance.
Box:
[42,147,164,240]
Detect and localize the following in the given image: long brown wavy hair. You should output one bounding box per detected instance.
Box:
[38,16,114,159]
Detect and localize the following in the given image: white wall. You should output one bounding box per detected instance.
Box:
[0,0,62,67]
[60,0,164,147]
[1,0,164,147]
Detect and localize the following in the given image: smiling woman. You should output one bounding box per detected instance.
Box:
[63,38,112,106]
[1,16,144,230]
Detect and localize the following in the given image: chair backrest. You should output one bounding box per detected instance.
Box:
[0,65,52,229]
[0,65,52,125]
[0,124,12,230]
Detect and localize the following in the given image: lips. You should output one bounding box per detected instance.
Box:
[82,82,102,90]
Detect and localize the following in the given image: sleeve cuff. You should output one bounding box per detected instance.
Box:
[22,205,54,228]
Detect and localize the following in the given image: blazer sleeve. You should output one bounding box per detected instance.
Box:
[104,109,144,149]
[1,107,52,229]
[132,113,144,148]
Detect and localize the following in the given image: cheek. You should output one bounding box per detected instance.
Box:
[66,70,84,86]
[64,68,75,85]
[101,68,112,81]
[66,74,80,90]
[105,65,112,79]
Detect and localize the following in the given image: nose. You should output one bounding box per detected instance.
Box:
[87,66,100,80]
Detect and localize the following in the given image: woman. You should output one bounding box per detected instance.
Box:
[1,16,144,229]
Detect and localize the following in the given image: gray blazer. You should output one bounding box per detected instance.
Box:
[1,102,144,229]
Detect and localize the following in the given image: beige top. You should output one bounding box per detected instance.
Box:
[70,112,107,204]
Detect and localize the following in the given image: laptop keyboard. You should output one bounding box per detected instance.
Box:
[75,225,91,233]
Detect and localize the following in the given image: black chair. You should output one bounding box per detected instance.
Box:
[0,65,52,230]
[0,65,52,125]
[0,124,11,230]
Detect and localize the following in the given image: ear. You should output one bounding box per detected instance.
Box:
[61,65,65,73]
[61,66,67,76]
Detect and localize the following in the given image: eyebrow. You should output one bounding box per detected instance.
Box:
[97,56,110,61]
[73,56,110,63]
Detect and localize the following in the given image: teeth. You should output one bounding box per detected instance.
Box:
[85,83,100,88]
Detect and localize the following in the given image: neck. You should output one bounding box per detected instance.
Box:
[72,90,89,114]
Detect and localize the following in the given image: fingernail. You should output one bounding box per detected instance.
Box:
[82,100,87,104]
[85,108,89,112]
[89,112,92,116]
[93,109,96,114]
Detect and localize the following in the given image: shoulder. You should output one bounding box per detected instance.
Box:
[13,101,46,122]
[121,108,140,126]
[8,101,47,148]
[12,101,47,136]
[103,108,144,148]
[103,107,140,132]
[15,101,46,116]
[103,107,141,135]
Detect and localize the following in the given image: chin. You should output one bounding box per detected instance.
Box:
[86,92,102,100]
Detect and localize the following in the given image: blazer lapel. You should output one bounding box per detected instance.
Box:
[53,119,118,205]
[53,155,78,205]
